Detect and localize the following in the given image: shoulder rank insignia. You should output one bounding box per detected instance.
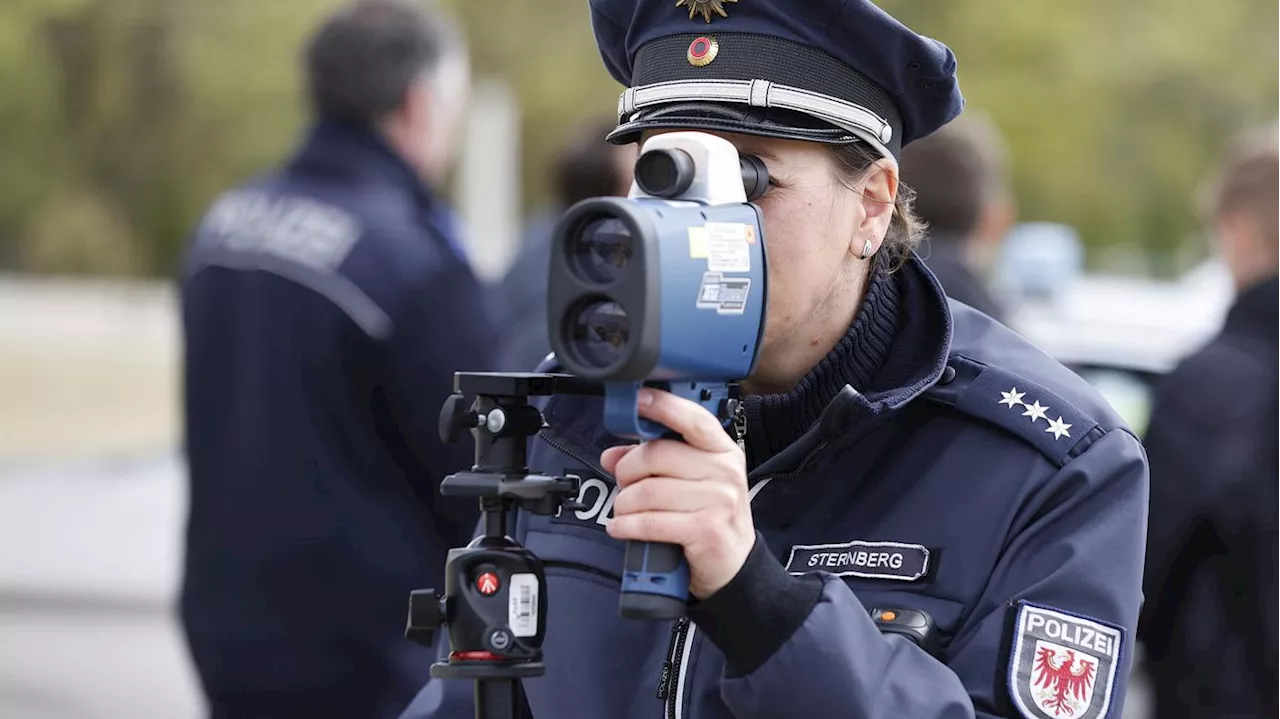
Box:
[927,356,1105,466]
[676,0,737,24]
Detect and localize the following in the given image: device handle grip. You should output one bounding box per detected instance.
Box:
[603,381,735,619]
[619,539,689,619]
[604,381,731,441]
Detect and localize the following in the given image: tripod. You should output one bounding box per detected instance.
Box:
[405,372,598,719]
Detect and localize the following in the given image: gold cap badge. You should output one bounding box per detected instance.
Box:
[687,36,719,66]
[676,0,738,24]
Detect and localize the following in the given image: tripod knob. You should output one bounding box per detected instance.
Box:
[406,589,446,647]
[439,393,481,444]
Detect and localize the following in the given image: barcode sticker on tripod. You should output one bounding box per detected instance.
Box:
[509,573,539,638]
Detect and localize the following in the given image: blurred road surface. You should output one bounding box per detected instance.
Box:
[0,454,204,719]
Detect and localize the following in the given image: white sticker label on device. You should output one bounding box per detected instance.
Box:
[696,272,751,315]
[508,573,539,638]
[705,222,751,273]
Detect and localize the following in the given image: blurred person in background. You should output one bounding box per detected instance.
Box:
[1138,123,1278,719]
[177,1,494,717]
[899,110,1015,323]
[493,117,636,371]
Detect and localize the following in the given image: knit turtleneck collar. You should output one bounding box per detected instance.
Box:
[741,255,902,468]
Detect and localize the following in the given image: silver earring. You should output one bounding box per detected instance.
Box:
[859,239,874,260]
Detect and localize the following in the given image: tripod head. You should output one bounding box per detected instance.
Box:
[405,372,600,717]
[432,372,600,523]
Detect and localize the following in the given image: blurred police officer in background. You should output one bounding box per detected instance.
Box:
[494,117,636,372]
[899,110,1015,323]
[404,1,1148,717]
[177,1,494,717]
[1139,124,1278,719]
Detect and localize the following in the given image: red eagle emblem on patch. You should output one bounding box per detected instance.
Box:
[1032,644,1097,716]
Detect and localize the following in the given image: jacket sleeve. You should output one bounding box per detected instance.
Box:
[690,429,1149,719]
[376,255,501,547]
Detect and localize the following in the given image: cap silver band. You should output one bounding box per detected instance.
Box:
[618,78,894,154]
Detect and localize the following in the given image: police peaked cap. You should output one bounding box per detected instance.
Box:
[590,0,965,161]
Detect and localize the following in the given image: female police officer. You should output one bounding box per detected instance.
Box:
[403,1,1148,717]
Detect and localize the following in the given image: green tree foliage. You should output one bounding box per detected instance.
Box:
[0,0,1273,277]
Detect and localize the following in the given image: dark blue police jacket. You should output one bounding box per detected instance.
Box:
[179,121,496,717]
[402,253,1149,719]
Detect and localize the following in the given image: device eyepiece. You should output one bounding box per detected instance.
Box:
[739,155,769,201]
[635,149,696,198]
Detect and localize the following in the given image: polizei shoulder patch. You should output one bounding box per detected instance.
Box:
[1007,602,1124,719]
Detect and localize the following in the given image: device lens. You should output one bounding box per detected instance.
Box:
[565,299,629,370]
[567,216,633,286]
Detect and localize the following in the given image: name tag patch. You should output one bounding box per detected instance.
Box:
[785,540,930,581]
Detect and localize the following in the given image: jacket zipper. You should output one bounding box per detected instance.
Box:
[655,617,690,704]
[731,399,747,452]
[539,429,614,480]
[657,617,695,718]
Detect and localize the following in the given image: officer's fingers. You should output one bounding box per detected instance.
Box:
[611,477,733,517]
[600,444,637,474]
[613,438,723,487]
[612,439,674,486]
[606,509,701,546]
[636,388,737,454]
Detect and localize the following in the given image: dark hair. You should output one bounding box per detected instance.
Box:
[1197,122,1278,250]
[897,113,1010,239]
[304,0,461,126]
[827,142,925,266]
[553,119,634,206]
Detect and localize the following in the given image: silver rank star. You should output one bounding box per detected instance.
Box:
[1022,400,1049,423]
[1045,416,1072,440]
[999,388,1026,408]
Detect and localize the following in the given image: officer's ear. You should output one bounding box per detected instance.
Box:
[410,54,471,185]
[857,158,898,254]
[399,78,433,132]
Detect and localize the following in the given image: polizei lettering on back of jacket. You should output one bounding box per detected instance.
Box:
[785,540,931,581]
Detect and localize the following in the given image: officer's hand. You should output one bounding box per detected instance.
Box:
[600,387,754,599]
